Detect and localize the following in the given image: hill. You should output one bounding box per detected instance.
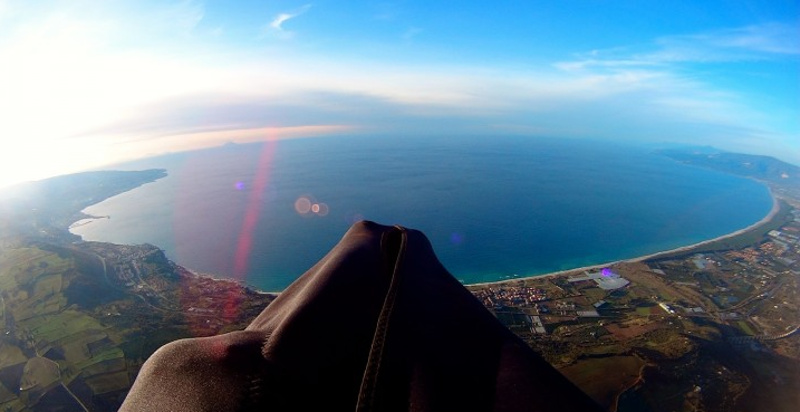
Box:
[657,149,800,185]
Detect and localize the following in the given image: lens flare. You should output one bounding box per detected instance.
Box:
[230,140,276,318]
[294,197,312,214]
[316,203,329,216]
[295,197,329,217]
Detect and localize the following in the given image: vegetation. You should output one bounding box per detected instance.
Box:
[0,170,275,410]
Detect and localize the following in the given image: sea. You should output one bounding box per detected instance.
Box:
[71,135,774,291]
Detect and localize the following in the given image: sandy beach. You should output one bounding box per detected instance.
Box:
[467,189,781,288]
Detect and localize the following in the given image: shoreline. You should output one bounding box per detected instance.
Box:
[68,176,783,294]
[179,267,282,296]
[629,190,779,262]
[78,191,782,294]
[68,215,110,230]
[467,189,781,289]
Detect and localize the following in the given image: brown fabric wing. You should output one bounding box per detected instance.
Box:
[120,221,604,411]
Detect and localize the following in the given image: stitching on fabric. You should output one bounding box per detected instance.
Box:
[356,225,407,411]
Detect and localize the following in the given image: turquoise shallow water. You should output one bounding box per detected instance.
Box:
[72,136,773,291]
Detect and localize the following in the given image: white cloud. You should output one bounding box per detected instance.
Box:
[547,22,799,160]
[658,22,800,57]
[0,1,235,187]
[554,58,660,72]
[266,4,311,39]
[559,22,800,71]
[0,4,797,187]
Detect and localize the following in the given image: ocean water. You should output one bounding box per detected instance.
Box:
[72,136,773,291]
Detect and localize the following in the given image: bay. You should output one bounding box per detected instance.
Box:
[71,136,773,291]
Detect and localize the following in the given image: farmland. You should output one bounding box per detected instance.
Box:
[0,242,273,411]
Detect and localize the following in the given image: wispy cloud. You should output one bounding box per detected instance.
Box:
[1,2,797,188]
[266,4,311,39]
[162,0,204,38]
[654,22,800,59]
[554,58,659,72]
[402,26,423,40]
[550,22,799,162]
[558,22,799,71]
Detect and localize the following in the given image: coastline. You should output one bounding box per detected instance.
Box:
[68,215,110,229]
[77,190,781,295]
[467,189,781,289]
[179,267,282,296]
[629,190,779,262]
[66,170,782,294]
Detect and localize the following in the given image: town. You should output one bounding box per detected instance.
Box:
[469,198,800,411]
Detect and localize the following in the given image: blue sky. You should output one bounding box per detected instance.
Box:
[0,0,798,187]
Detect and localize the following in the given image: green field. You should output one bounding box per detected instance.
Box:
[84,370,130,395]
[0,245,129,408]
[0,345,26,369]
[23,310,106,344]
[20,357,60,391]
[737,321,756,336]
[559,355,645,411]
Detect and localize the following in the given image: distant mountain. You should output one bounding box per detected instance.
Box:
[656,149,800,185]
